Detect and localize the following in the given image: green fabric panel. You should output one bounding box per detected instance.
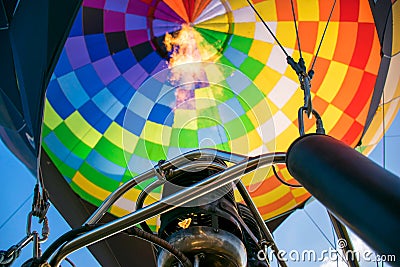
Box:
[216,142,230,151]
[170,128,199,148]
[229,35,253,54]
[239,57,264,80]
[54,122,81,153]
[41,123,51,138]
[95,137,127,167]
[195,27,230,52]
[238,83,265,112]
[197,106,221,129]
[134,139,167,162]
[79,162,121,192]
[72,141,92,159]
[57,161,77,179]
[224,114,254,139]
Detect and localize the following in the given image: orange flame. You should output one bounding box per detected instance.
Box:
[164,24,216,67]
[164,24,219,88]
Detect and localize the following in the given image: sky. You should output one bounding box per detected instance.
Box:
[0,113,399,267]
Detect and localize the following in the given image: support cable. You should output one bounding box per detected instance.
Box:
[0,193,32,231]
[245,0,290,58]
[309,0,337,73]
[303,209,349,264]
[272,165,302,188]
[289,0,303,60]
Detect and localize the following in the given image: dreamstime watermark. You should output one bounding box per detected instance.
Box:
[257,239,397,264]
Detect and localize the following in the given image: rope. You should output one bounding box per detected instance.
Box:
[289,0,303,60]
[245,0,290,58]
[272,165,303,188]
[0,193,32,231]
[303,208,349,264]
[310,0,337,72]
[303,209,336,249]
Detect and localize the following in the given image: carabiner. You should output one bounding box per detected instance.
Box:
[297,107,325,136]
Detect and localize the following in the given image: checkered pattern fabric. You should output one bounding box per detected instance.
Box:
[42,0,386,228]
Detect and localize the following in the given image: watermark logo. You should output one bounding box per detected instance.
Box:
[257,239,397,264]
[336,238,347,249]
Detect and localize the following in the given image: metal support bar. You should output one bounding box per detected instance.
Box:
[86,148,246,224]
[236,180,287,267]
[328,213,360,267]
[33,232,40,259]
[49,152,284,266]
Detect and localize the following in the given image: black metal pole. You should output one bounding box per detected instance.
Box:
[286,134,400,261]
[328,212,359,267]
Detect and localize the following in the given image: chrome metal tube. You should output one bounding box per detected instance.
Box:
[135,160,227,211]
[86,148,246,224]
[328,213,359,267]
[85,168,155,224]
[50,152,282,266]
[236,152,286,266]
[237,181,287,267]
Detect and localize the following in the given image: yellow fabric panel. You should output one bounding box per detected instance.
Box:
[361,99,400,155]
[232,22,256,38]
[227,0,248,11]
[72,171,110,201]
[254,0,277,21]
[241,166,272,188]
[384,53,400,100]
[361,53,400,155]
[317,60,348,102]
[194,86,218,109]
[323,104,343,133]
[43,100,63,130]
[291,187,309,198]
[142,121,172,145]
[315,22,339,60]
[195,16,230,32]
[274,123,299,151]
[229,130,263,154]
[104,122,139,153]
[65,111,102,148]
[203,64,228,84]
[254,66,282,96]
[110,204,159,227]
[248,40,273,64]
[275,22,297,49]
[252,185,291,206]
[393,1,400,55]
[246,101,273,126]
[297,0,319,21]
[279,89,304,123]
[173,109,198,129]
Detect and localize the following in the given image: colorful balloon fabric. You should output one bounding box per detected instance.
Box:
[358,1,400,156]
[42,0,385,229]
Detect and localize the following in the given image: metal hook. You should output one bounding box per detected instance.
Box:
[26,211,33,236]
[299,73,312,118]
[26,212,50,243]
[298,107,325,136]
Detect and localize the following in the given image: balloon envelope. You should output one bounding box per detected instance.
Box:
[41,0,396,230]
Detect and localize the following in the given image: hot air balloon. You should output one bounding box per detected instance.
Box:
[0,0,399,266]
